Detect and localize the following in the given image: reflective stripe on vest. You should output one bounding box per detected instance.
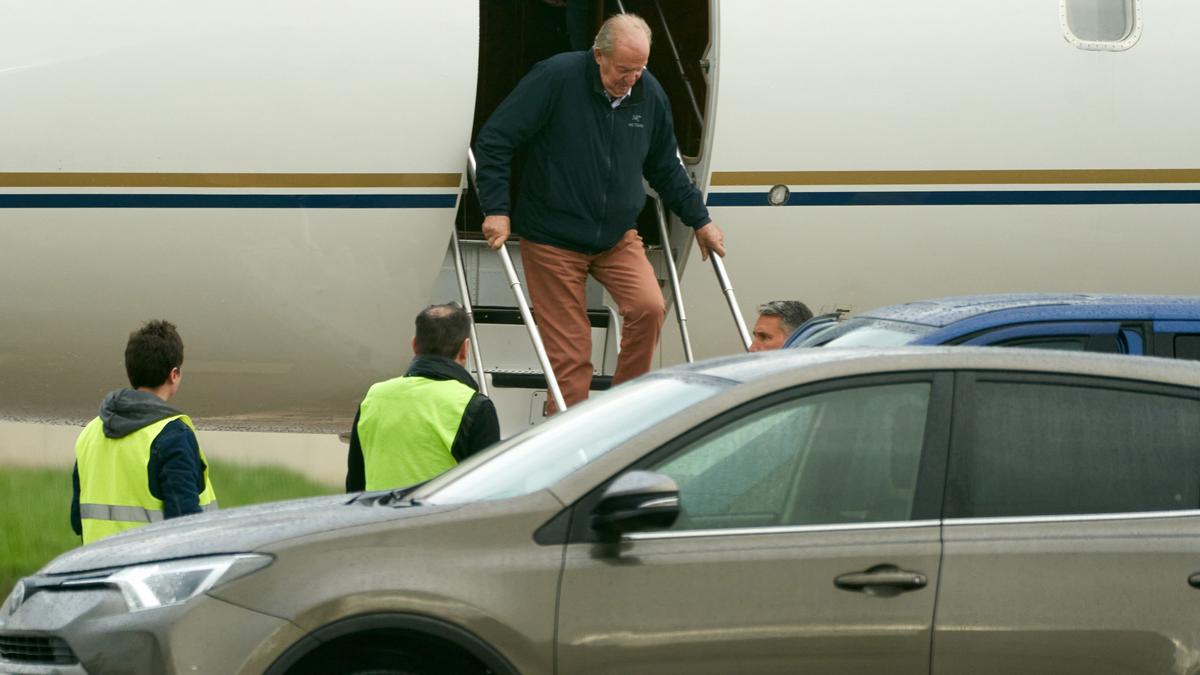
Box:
[357,375,475,490]
[78,501,220,524]
[75,414,218,544]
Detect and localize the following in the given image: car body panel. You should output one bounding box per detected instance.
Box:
[209,490,565,675]
[795,294,1200,357]
[6,349,1200,674]
[932,367,1200,674]
[558,524,941,675]
[934,515,1200,675]
[39,493,456,576]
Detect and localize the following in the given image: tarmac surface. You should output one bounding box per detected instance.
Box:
[0,419,347,488]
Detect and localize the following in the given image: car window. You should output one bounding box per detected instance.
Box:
[652,382,931,530]
[420,375,729,504]
[793,317,934,348]
[1177,335,1200,361]
[947,379,1200,519]
[995,336,1088,351]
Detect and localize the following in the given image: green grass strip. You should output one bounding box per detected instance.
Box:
[0,461,337,596]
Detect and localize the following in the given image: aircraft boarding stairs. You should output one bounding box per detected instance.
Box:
[433,150,751,432]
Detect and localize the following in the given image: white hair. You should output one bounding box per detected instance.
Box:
[592,13,652,55]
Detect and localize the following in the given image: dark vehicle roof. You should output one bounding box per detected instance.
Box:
[859,293,1200,329]
[670,345,1200,391]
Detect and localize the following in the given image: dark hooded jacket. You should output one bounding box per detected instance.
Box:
[474,50,711,255]
[345,355,500,492]
[70,389,207,535]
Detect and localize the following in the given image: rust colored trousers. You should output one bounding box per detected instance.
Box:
[520,230,665,410]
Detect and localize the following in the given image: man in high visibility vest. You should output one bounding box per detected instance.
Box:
[70,320,217,544]
[345,303,500,492]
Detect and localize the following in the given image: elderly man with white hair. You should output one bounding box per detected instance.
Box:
[475,13,725,412]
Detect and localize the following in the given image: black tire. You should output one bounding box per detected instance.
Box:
[310,647,480,675]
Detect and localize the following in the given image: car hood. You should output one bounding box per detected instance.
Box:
[42,492,456,575]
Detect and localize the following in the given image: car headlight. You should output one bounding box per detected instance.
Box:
[1,580,26,619]
[99,554,272,612]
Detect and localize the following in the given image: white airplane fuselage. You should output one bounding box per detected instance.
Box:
[2,0,1197,432]
[1,1,476,429]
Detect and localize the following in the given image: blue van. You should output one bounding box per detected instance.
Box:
[788,294,1200,360]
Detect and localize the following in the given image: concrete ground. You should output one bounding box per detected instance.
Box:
[0,420,347,488]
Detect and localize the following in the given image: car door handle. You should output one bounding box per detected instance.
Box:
[1189,573,1200,589]
[835,565,927,593]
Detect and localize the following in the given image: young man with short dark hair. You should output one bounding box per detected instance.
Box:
[345,303,500,492]
[71,320,217,544]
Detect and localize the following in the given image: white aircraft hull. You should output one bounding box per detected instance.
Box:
[0,1,477,429]
[2,0,1198,433]
[678,0,1200,358]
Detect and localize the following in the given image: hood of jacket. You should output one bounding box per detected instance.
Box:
[98,388,182,439]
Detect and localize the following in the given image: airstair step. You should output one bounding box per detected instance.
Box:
[490,371,613,392]
[474,305,611,329]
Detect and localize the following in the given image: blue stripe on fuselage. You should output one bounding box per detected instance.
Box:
[706,190,1200,207]
[0,194,458,208]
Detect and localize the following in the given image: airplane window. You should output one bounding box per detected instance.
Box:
[1060,0,1142,51]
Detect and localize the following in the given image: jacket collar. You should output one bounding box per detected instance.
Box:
[405,354,480,392]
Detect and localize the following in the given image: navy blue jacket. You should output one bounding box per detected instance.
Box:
[475,51,710,255]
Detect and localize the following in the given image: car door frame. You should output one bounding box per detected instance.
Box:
[955,321,1134,353]
[932,368,1200,675]
[1152,320,1200,359]
[564,370,956,541]
[553,370,955,675]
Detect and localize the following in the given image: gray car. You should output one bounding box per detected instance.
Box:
[3,348,1200,674]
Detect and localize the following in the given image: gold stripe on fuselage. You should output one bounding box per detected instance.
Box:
[710,169,1200,186]
[0,173,462,188]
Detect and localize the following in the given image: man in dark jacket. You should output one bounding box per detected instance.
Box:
[474,12,725,411]
[71,320,217,544]
[345,303,500,492]
[750,300,814,352]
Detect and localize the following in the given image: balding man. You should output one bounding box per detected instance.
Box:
[475,13,725,411]
[345,303,500,492]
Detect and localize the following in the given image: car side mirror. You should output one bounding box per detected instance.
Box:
[591,470,680,541]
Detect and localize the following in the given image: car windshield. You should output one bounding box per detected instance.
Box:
[415,374,730,505]
[796,317,935,348]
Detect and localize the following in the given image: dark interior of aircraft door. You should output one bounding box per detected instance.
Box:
[459,0,710,241]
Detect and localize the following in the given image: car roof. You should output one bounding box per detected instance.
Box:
[669,346,1200,393]
[857,293,1200,328]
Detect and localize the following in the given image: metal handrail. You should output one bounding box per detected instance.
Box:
[711,254,752,351]
[667,149,748,353]
[654,198,694,362]
[449,227,488,396]
[604,305,622,358]
[466,149,568,412]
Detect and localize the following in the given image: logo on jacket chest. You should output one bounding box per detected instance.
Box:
[627,113,644,129]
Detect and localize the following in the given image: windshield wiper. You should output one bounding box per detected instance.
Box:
[383,482,428,506]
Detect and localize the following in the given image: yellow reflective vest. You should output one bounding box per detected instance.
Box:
[75,414,217,544]
[357,376,475,490]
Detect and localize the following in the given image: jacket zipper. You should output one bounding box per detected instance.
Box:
[598,104,614,250]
